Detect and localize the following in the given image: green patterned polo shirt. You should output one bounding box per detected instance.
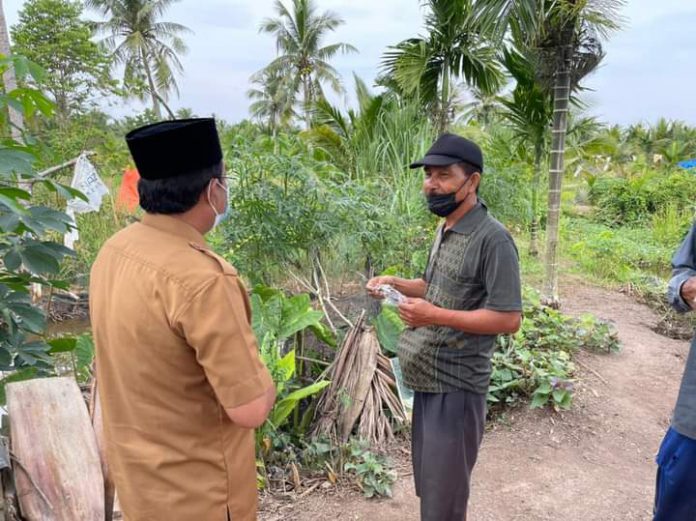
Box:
[398,201,522,394]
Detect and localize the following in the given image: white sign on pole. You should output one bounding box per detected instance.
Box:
[64,153,109,249]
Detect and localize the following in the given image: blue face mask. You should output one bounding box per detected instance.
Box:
[208,179,229,228]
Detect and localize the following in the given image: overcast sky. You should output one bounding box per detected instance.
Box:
[3,0,696,125]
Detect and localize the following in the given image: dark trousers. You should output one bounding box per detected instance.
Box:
[654,427,696,521]
[412,389,487,521]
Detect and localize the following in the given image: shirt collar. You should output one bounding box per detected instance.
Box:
[449,200,488,235]
[140,213,207,246]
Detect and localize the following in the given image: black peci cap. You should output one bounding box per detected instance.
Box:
[125,118,223,180]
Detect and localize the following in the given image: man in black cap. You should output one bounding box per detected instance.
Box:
[90,118,275,521]
[368,133,522,520]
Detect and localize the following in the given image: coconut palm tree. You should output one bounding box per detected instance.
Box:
[87,0,191,119]
[257,0,356,127]
[458,86,504,129]
[247,68,295,137]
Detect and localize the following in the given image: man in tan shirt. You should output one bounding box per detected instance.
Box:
[90,118,275,521]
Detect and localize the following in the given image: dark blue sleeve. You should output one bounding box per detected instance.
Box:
[668,222,696,313]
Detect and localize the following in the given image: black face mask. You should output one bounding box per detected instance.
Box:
[426,177,470,217]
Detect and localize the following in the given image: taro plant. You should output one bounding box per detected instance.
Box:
[251,285,335,440]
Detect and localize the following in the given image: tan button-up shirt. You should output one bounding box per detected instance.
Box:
[90,214,273,521]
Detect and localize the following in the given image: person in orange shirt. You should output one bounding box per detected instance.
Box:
[90,118,275,521]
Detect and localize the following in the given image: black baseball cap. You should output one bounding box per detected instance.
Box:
[410,133,483,172]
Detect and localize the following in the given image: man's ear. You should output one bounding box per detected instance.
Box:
[470,172,482,191]
[199,178,214,204]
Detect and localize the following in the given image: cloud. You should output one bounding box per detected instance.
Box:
[2,0,695,125]
[584,10,696,125]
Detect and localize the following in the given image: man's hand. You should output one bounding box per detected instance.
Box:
[399,298,438,328]
[681,276,696,309]
[366,275,394,299]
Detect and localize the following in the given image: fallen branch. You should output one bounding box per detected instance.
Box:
[575,359,609,386]
[297,481,322,500]
[288,269,353,330]
[296,355,330,367]
[32,151,96,182]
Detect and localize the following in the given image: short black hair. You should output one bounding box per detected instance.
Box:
[138,161,223,214]
[457,161,480,176]
[456,161,481,193]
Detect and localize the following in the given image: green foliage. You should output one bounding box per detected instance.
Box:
[651,205,694,248]
[343,439,397,498]
[251,285,333,348]
[217,128,349,282]
[47,332,94,383]
[489,292,620,411]
[11,0,115,120]
[381,0,504,131]
[251,285,333,444]
[589,170,696,225]
[0,58,79,384]
[564,218,678,283]
[301,437,397,498]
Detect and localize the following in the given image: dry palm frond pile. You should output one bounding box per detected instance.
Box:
[312,312,407,446]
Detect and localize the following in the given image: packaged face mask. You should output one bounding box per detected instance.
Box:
[376,284,406,306]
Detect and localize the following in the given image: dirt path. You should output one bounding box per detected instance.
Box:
[259,283,692,521]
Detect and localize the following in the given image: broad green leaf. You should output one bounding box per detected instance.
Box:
[251,284,282,302]
[39,241,74,258]
[535,382,552,394]
[278,294,324,340]
[0,186,30,201]
[24,207,72,234]
[25,59,46,83]
[40,180,88,202]
[552,389,567,404]
[0,148,35,176]
[0,212,20,232]
[19,245,61,275]
[309,323,336,347]
[270,380,330,427]
[530,392,549,409]
[47,337,78,354]
[277,349,295,382]
[76,334,94,370]
[3,249,21,271]
[11,304,46,333]
[0,193,28,215]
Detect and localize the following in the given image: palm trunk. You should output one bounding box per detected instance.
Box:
[438,62,450,134]
[529,143,542,257]
[0,1,23,143]
[303,75,313,129]
[542,48,571,307]
[141,47,162,119]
